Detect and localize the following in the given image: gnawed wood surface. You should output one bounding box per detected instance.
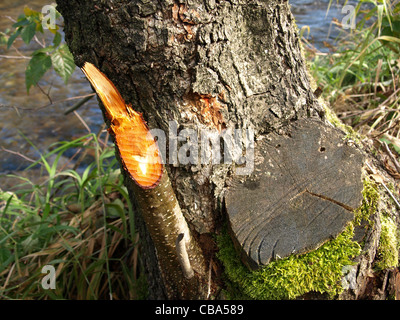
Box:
[225,118,364,269]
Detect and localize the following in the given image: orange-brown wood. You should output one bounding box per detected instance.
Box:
[81,62,163,188]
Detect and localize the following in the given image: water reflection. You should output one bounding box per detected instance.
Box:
[0,0,102,181]
[291,0,345,47]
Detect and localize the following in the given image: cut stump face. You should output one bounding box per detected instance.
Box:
[225,118,364,269]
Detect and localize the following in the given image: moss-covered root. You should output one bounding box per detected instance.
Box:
[217,174,400,300]
[217,223,360,300]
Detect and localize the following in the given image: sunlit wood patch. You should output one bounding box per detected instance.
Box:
[81,62,163,189]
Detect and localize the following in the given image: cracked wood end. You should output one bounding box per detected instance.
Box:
[81,62,163,189]
[225,118,365,269]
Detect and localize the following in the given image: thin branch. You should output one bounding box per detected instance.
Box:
[73,110,91,133]
[36,83,53,105]
[2,15,17,23]
[62,136,94,172]
[366,162,400,209]
[33,34,46,48]
[383,141,400,173]
[1,146,37,164]
[0,55,30,59]
[372,118,400,138]
[0,93,96,112]
[64,94,94,115]
[176,233,194,279]
[206,258,212,299]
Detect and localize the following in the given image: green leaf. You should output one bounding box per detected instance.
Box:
[23,7,41,23]
[35,21,44,34]
[380,137,400,155]
[51,44,75,84]
[21,234,39,253]
[105,199,125,218]
[20,21,37,44]
[25,52,52,93]
[52,31,62,47]
[0,32,8,45]
[12,18,30,29]
[7,28,21,49]
[0,248,14,273]
[0,247,12,264]
[32,46,55,55]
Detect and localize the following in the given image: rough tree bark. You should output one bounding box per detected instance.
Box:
[56,0,398,299]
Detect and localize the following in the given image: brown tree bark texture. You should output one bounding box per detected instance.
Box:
[57,0,323,228]
[57,0,326,298]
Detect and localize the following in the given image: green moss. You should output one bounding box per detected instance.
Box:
[356,177,399,271]
[320,98,363,147]
[218,176,382,300]
[354,175,380,226]
[217,224,361,300]
[375,214,399,271]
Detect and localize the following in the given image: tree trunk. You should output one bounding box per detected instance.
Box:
[56,0,398,299]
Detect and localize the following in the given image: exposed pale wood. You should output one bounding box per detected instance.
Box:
[81,62,163,189]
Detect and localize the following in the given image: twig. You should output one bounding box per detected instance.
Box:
[96,123,108,148]
[0,93,96,111]
[64,95,94,115]
[206,258,212,299]
[1,263,15,290]
[1,146,37,164]
[373,118,400,138]
[366,162,400,209]
[176,233,194,279]
[0,55,30,59]
[63,136,94,172]
[339,105,391,120]
[13,45,30,59]
[73,110,91,133]
[33,34,46,48]
[13,105,21,118]
[36,83,53,105]
[374,59,382,96]
[62,125,106,172]
[378,87,400,108]
[3,15,17,23]
[383,141,400,173]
